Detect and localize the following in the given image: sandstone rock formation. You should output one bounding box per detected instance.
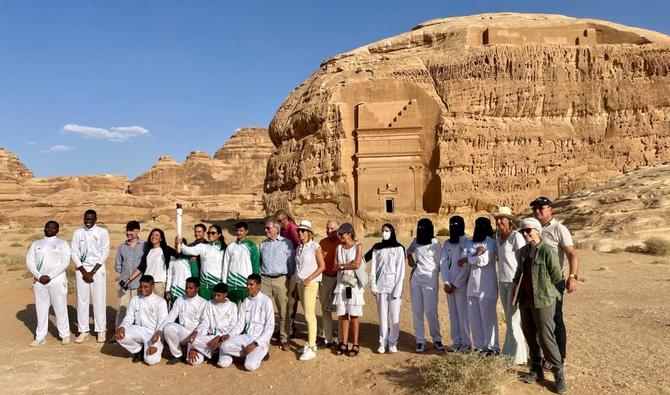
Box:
[552,164,670,251]
[263,13,670,233]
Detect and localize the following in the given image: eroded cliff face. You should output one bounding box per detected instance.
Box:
[264,13,670,232]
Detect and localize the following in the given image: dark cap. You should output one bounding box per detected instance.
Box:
[529,196,553,207]
[337,223,354,235]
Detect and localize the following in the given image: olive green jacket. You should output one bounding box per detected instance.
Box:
[513,241,562,308]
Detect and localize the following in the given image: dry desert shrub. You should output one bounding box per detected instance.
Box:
[0,253,25,271]
[419,352,515,395]
[625,237,670,256]
[436,228,450,237]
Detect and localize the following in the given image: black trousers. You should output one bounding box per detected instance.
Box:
[554,279,566,361]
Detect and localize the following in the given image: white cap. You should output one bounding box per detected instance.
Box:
[518,217,542,233]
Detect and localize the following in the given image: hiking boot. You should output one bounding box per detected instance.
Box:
[522,361,545,383]
[434,341,445,351]
[415,343,425,353]
[553,367,567,394]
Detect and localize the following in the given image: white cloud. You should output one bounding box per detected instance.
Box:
[62,123,150,142]
[42,144,76,153]
[27,141,37,145]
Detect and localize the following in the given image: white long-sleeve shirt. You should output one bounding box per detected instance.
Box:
[232,292,274,348]
[196,299,238,336]
[407,238,442,288]
[121,293,168,332]
[26,236,71,280]
[370,246,405,298]
[180,242,225,288]
[462,237,498,299]
[166,257,192,298]
[71,225,110,270]
[496,231,526,283]
[440,236,469,289]
[223,242,252,290]
[158,294,207,332]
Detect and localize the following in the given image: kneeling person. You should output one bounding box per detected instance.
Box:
[115,275,168,365]
[187,283,238,366]
[219,274,274,371]
[156,277,207,364]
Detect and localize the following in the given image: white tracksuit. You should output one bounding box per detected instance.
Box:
[179,242,225,291]
[26,236,72,341]
[188,299,238,365]
[407,238,442,344]
[158,294,207,358]
[166,257,192,299]
[219,292,274,371]
[118,293,168,365]
[440,236,471,350]
[71,225,110,333]
[370,246,405,348]
[463,237,500,352]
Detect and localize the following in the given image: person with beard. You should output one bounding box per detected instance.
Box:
[439,216,471,352]
[458,217,499,355]
[368,224,405,354]
[407,218,444,353]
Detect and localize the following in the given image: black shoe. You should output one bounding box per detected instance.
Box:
[522,361,545,383]
[317,342,333,350]
[263,352,270,361]
[553,368,567,393]
[132,351,143,363]
[166,356,184,365]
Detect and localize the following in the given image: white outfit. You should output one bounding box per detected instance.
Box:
[407,238,442,344]
[295,240,322,282]
[166,257,192,298]
[333,243,365,317]
[180,242,225,290]
[118,293,168,365]
[188,299,238,365]
[26,236,72,341]
[145,248,167,283]
[463,237,499,352]
[159,294,207,358]
[219,292,275,371]
[370,245,405,348]
[71,225,110,334]
[223,241,253,290]
[497,231,527,364]
[440,236,471,350]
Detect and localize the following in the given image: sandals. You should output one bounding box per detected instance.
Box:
[347,344,360,357]
[336,342,348,356]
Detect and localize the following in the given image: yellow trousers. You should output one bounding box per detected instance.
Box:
[298,280,319,347]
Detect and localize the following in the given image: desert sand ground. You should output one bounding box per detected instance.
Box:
[0,222,668,394]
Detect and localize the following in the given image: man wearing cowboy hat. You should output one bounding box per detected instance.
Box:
[493,206,527,365]
[530,196,579,365]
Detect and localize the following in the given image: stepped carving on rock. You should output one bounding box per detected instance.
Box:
[263,12,670,233]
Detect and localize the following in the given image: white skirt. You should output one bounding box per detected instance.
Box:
[333,283,365,317]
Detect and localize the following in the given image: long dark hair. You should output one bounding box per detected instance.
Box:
[139,228,178,272]
[209,224,226,250]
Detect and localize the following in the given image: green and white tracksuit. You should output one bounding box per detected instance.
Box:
[180,241,225,300]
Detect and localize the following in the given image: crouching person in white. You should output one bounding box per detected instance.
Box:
[156,277,206,365]
[26,220,72,346]
[115,275,168,365]
[219,273,274,371]
[186,282,238,366]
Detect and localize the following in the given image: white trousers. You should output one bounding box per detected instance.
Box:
[499,282,527,364]
[376,293,401,347]
[188,333,219,364]
[34,275,70,340]
[118,325,163,366]
[220,334,267,371]
[446,286,470,349]
[162,323,190,358]
[75,269,107,333]
[467,295,499,351]
[410,283,442,343]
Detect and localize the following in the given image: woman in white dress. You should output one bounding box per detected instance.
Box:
[407,218,444,353]
[367,223,405,354]
[332,223,365,357]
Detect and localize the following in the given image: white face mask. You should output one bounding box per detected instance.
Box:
[382,230,392,241]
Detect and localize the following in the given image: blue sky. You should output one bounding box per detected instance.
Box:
[1,0,668,178]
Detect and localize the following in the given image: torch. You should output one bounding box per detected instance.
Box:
[176,203,183,241]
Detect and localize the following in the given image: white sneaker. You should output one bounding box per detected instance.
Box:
[388,345,398,353]
[29,339,46,347]
[377,344,386,354]
[299,346,316,361]
[298,344,307,354]
[75,332,89,344]
[97,331,106,343]
[61,336,71,345]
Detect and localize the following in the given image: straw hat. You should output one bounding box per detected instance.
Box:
[297,219,313,232]
[492,206,515,220]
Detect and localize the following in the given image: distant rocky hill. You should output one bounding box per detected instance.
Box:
[0,127,274,228]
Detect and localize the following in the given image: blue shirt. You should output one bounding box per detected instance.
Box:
[259,236,295,277]
[115,239,145,289]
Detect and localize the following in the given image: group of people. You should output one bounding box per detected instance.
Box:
[26,198,578,393]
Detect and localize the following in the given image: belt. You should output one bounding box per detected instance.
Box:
[323,273,337,277]
[262,274,287,279]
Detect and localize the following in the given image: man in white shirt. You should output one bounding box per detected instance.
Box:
[219,273,274,371]
[155,277,207,365]
[114,275,168,365]
[26,220,72,346]
[71,209,110,343]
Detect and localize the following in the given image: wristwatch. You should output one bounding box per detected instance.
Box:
[568,273,579,280]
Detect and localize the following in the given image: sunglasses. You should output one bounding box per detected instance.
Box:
[207,231,218,236]
[298,229,310,233]
[521,228,534,235]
